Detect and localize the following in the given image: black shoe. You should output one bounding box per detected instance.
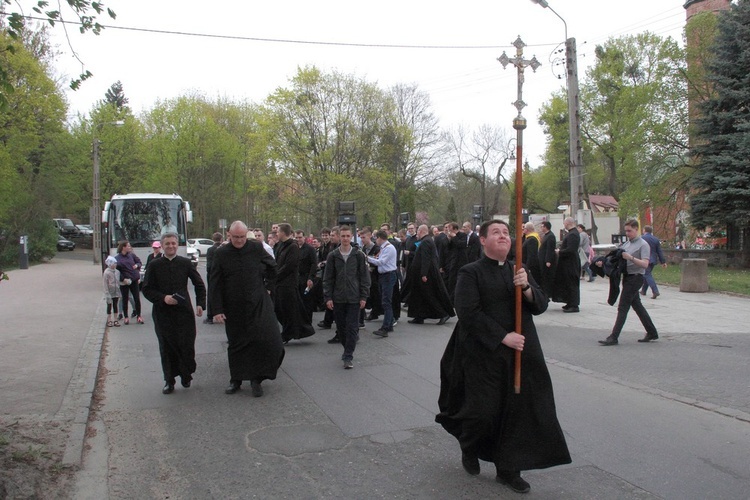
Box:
[461,452,480,476]
[327,335,341,344]
[407,318,424,324]
[118,313,123,320]
[250,380,263,397]
[181,377,191,388]
[588,277,595,282]
[358,323,365,329]
[317,321,332,330]
[162,383,174,395]
[131,311,138,318]
[496,471,530,494]
[372,329,389,338]
[437,315,450,325]
[562,306,580,313]
[365,313,379,321]
[203,318,213,324]
[225,381,241,394]
[640,290,647,296]
[637,334,659,343]
[598,336,619,346]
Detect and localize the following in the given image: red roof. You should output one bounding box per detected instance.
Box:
[587,195,619,213]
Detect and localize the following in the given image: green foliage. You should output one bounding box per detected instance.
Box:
[0,31,68,266]
[446,197,457,222]
[690,1,750,236]
[652,263,750,296]
[0,0,116,107]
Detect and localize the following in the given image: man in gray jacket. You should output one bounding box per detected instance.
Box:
[322,225,370,369]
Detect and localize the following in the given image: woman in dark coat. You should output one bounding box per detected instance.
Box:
[436,219,570,494]
[209,222,284,395]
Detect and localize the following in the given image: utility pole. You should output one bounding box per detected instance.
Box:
[566,37,583,219]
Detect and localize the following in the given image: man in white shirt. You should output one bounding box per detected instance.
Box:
[367,230,398,337]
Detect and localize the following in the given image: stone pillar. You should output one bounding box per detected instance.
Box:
[680,258,709,292]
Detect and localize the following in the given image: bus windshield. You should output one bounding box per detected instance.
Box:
[107,198,186,249]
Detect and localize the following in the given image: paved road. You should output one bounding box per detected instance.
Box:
[3,252,749,498]
[74,265,750,499]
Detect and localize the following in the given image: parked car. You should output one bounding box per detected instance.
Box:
[53,218,82,238]
[187,238,214,257]
[57,235,76,251]
[76,224,94,236]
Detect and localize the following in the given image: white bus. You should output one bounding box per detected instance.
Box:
[101,193,194,265]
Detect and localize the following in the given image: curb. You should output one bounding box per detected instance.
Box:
[60,297,107,466]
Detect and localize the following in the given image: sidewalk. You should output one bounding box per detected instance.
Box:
[0,255,106,466]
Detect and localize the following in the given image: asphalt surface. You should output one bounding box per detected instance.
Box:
[2,250,749,499]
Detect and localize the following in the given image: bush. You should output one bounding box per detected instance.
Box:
[0,217,57,267]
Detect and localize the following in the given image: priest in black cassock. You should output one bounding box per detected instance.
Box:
[210,221,285,397]
[142,233,206,395]
[402,225,454,325]
[553,217,581,313]
[274,223,316,343]
[436,219,571,494]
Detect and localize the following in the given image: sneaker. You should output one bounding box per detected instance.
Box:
[372,329,389,338]
[118,313,123,320]
[131,311,138,318]
[392,320,398,327]
[343,360,354,369]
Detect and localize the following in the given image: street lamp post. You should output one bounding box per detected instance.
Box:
[531,0,583,220]
[92,120,124,266]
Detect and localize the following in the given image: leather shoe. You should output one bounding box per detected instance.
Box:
[407,318,424,324]
[562,306,580,313]
[327,334,341,344]
[250,380,263,397]
[461,452,480,476]
[181,377,192,388]
[640,290,647,295]
[162,383,174,395]
[317,321,332,330]
[598,337,618,346]
[437,315,450,325]
[496,471,530,494]
[365,313,379,321]
[225,381,241,394]
[652,292,660,299]
[637,334,659,343]
[372,329,389,338]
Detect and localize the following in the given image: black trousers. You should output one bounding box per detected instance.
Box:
[611,274,658,339]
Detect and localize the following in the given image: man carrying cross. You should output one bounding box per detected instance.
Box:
[435,219,570,494]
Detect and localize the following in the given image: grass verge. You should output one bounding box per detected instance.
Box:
[652,264,750,296]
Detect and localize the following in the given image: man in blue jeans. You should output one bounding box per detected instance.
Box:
[322,226,370,369]
[640,225,667,299]
[367,230,398,338]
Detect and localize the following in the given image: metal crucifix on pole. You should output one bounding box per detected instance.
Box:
[497,36,541,394]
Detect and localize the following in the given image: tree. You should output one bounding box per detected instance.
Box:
[446,124,513,222]
[104,80,129,109]
[0,0,117,108]
[690,1,750,252]
[0,29,68,263]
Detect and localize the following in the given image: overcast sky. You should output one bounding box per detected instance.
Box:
[40,0,687,165]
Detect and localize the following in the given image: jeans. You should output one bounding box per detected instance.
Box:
[333,302,360,362]
[611,274,658,339]
[641,263,659,295]
[379,271,397,331]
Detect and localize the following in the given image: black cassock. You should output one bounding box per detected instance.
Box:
[403,235,454,320]
[143,255,206,384]
[436,256,571,471]
[209,241,284,382]
[552,228,581,306]
[275,239,316,342]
